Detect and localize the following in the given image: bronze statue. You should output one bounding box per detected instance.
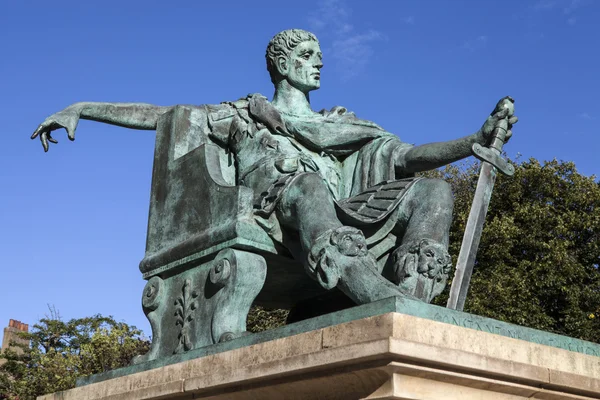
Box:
[32,30,517,356]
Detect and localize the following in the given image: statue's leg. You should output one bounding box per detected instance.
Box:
[277,172,417,304]
[391,178,454,302]
[277,172,344,252]
[399,178,454,246]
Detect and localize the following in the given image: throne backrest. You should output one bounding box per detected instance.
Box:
[139,105,273,278]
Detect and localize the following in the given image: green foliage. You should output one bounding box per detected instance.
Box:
[430,158,600,343]
[247,306,289,333]
[0,308,150,400]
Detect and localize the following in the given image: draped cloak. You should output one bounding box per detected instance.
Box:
[206,94,420,254]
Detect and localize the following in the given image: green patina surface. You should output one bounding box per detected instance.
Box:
[77,296,600,387]
[34,28,523,373]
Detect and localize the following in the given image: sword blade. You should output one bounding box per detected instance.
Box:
[447,160,498,311]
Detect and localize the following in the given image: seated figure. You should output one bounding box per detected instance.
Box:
[32,29,517,309]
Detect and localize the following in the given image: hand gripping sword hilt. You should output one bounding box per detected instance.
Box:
[472,97,515,177]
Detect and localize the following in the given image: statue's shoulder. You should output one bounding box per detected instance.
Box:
[205,94,288,145]
[243,94,288,135]
[219,95,252,111]
[201,94,257,128]
[216,93,267,110]
[210,93,271,121]
[318,106,384,131]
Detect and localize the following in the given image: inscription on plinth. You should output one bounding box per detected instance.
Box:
[432,311,600,357]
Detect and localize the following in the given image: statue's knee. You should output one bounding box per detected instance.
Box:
[279,172,333,219]
[418,178,453,208]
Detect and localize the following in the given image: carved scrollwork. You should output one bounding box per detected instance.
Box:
[209,249,266,344]
[173,278,199,354]
[209,258,231,289]
[142,276,163,312]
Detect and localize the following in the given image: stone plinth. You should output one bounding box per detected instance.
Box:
[38,307,600,400]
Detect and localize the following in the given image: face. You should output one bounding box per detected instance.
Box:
[331,228,367,257]
[279,40,323,92]
[416,243,451,279]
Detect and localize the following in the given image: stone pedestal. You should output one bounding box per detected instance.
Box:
[38,303,600,400]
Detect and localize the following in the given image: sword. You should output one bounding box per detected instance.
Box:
[447,97,515,311]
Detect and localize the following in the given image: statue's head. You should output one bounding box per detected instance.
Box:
[266,29,323,92]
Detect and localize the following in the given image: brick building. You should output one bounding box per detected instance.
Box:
[0,319,29,365]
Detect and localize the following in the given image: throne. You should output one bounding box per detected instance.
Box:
[134,105,336,363]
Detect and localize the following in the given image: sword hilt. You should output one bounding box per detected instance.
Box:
[472,97,515,176]
[472,143,515,176]
[489,119,509,152]
[489,96,514,152]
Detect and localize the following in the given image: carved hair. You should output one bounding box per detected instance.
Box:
[266,29,319,84]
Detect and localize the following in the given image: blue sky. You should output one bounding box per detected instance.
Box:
[1,0,598,336]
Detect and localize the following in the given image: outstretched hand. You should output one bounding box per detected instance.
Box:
[31,107,80,152]
[480,96,518,145]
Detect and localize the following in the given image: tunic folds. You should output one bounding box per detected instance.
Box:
[205,93,419,249]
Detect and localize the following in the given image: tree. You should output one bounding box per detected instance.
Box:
[430,158,600,343]
[0,308,150,400]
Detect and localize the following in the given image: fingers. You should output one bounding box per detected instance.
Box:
[41,132,58,152]
[32,124,53,152]
[32,124,57,152]
[40,132,49,152]
[482,97,516,144]
[31,118,71,151]
[31,124,44,139]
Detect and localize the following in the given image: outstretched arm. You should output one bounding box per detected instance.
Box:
[396,97,518,174]
[78,102,170,129]
[31,102,172,152]
[398,131,488,174]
